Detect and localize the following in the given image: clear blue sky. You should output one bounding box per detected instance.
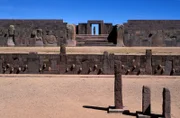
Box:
[0,0,180,24]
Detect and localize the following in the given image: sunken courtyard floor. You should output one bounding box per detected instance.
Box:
[0,75,179,118]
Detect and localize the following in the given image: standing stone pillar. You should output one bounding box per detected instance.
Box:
[163,88,171,118]
[109,53,115,74]
[27,52,40,74]
[164,61,172,75]
[142,86,151,115]
[145,49,152,75]
[87,23,91,34]
[60,44,67,74]
[103,51,109,74]
[114,61,123,109]
[108,60,124,113]
[116,25,125,47]
[60,44,66,55]
[100,23,104,35]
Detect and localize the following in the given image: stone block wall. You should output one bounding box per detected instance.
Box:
[0,19,67,46]
[0,51,180,75]
[123,20,180,47]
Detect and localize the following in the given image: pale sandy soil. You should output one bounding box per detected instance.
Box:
[0,75,179,118]
[1,47,180,55]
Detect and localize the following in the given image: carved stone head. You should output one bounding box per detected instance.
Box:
[8,25,15,35]
[37,29,43,37]
[66,24,76,40]
[117,24,124,32]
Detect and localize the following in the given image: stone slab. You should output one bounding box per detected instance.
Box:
[137,114,151,118]
[107,106,126,113]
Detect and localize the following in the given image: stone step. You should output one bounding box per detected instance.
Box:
[84,41,111,44]
[76,41,115,46]
[82,43,115,46]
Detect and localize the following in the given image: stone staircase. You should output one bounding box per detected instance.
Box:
[76,34,115,46]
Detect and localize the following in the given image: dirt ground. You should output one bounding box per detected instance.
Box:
[0,75,179,118]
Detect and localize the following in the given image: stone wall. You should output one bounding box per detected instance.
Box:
[0,19,67,46]
[123,20,180,47]
[1,19,180,47]
[124,20,180,31]
[1,51,180,75]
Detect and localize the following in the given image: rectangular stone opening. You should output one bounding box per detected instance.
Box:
[91,24,99,35]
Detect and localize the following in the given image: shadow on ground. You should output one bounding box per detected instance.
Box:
[83,105,108,111]
[83,105,163,118]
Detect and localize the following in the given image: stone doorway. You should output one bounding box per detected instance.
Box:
[91,24,99,35]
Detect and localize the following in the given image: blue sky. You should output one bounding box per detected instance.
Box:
[0,0,180,24]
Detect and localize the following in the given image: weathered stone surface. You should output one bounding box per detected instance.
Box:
[103,51,109,74]
[66,39,77,47]
[43,30,57,46]
[145,50,152,75]
[27,52,39,74]
[163,88,171,118]
[60,44,66,54]
[137,114,151,118]
[151,30,165,47]
[66,24,76,40]
[7,25,15,46]
[142,86,151,115]
[164,61,172,75]
[0,19,67,46]
[114,61,123,109]
[116,25,125,47]
[34,29,44,46]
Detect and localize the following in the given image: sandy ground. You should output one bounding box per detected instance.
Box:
[0,75,179,118]
[1,47,180,55]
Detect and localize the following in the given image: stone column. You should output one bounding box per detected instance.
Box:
[163,88,171,118]
[27,52,40,74]
[114,61,123,109]
[164,61,172,75]
[142,86,151,115]
[100,23,104,34]
[145,49,152,75]
[116,25,125,47]
[103,51,109,74]
[60,44,67,74]
[87,23,91,34]
[60,44,66,55]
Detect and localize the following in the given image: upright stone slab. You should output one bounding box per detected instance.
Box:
[103,51,111,74]
[114,61,123,109]
[164,61,172,75]
[163,88,171,118]
[142,86,151,115]
[60,44,67,74]
[145,49,152,75]
[60,44,66,55]
[109,53,115,74]
[27,52,40,74]
[116,25,125,47]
